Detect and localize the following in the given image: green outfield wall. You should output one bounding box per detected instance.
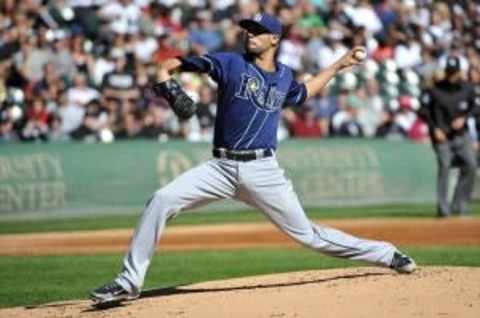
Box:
[0,139,438,219]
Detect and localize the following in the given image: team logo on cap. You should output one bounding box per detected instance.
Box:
[254,13,263,22]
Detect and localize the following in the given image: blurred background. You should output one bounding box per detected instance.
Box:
[0,0,479,144]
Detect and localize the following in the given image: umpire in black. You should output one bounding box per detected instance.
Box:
[419,56,479,217]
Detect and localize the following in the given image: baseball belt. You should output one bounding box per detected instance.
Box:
[212,148,274,162]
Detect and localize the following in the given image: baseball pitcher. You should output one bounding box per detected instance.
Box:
[91,13,416,305]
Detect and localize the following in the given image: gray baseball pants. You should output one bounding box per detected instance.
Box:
[434,134,477,216]
[115,156,397,293]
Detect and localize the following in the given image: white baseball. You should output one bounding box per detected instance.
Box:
[353,49,367,61]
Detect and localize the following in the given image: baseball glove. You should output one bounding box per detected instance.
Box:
[152,79,196,120]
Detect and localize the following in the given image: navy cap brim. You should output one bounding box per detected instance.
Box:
[239,19,272,34]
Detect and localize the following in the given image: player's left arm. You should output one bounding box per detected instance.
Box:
[304,46,366,100]
[153,53,231,119]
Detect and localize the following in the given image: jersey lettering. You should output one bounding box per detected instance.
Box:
[235,73,286,112]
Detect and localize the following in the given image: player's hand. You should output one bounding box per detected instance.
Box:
[451,116,466,130]
[156,67,171,82]
[434,128,447,143]
[334,46,366,71]
[156,58,183,82]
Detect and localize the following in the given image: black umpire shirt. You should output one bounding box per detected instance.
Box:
[419,80,480,142]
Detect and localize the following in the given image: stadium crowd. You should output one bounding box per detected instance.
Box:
[0,0,479,144]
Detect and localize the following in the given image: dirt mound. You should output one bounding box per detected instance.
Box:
[2,267,479,318]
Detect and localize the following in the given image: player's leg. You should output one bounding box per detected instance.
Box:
[434,142,454,217]
[451,136,477,214]
[92,159,237,303]
[236,157,413,272]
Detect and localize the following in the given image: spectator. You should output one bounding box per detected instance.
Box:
[394,30,422,70]
[346,0,383,35]
[48,113,66,142]
[34,63,67,105]
[305,85,338,137]
[102,56,139,101]
[189,85,216,141]
[395,95,419,138]
[70,34,95,76]
[331,93,364,138]
[71,99,110,141]
[116,110,143,139]
[99,0,142,35]
[0,103,21,142]
[153,33,183,63]
[56,91,85,137]
[51,34,76,80]
[284,106,323,138]
[278,25,306,73]
[188,10,223,54]
[316,30,348,70]
[14,33,52,82]
[139,102,175,140]
[132,31,158,64]
[375,109,407,140]
[357,84,383,137]
[21,98,49,141]
[0,116,16,141]
[67,72,100,107]
[0,0,478,144]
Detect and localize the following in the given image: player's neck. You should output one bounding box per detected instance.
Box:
[253,50,277,73]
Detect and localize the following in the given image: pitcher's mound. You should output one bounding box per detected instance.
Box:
[2,267,479,318]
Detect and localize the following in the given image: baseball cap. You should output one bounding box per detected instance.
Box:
[239,13,283,36]
[445,55,461,74]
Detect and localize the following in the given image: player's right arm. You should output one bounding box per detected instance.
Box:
[304,47,365,100]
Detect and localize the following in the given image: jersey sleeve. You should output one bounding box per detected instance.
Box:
[179,52,232,83]
[284,79,308,107]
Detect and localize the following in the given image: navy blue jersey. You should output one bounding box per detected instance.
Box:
[180,52,307,150]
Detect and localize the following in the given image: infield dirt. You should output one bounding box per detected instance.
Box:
[1,218,479,317]
[1,217,479,256]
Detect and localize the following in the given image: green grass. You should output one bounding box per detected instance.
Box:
[1,246,479,308]
[1,203,480,234]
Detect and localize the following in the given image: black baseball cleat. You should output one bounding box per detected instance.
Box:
[390,251,417,274]
[90,281,140,305]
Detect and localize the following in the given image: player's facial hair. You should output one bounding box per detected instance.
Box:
[244,33,262,55]
[243,32,276,56]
